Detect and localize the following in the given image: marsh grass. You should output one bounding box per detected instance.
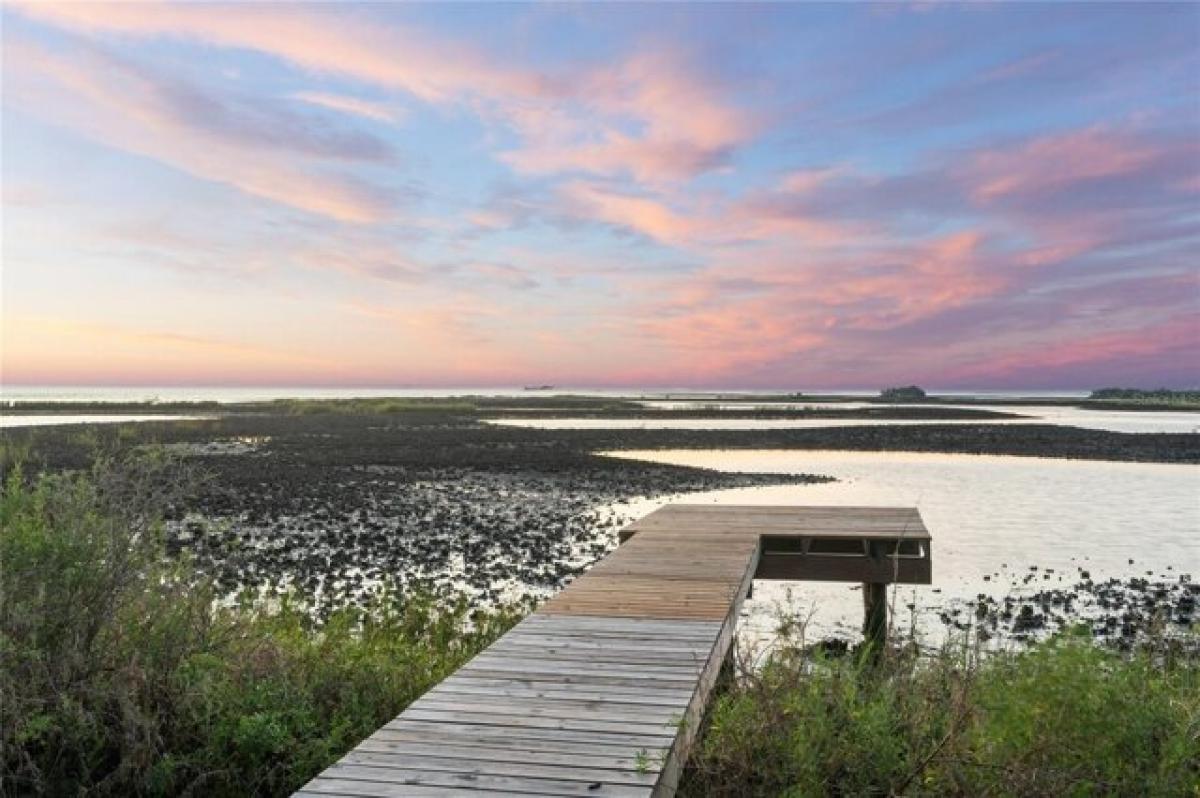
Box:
[263,397,479,415]
[682,612,1199,796]
[0,453,523,796]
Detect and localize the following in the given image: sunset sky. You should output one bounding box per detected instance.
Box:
[2,2,1198,389]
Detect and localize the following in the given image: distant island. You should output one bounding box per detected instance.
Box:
[879,385,927,402]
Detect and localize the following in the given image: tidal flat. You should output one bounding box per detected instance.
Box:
[4,398,1197,642]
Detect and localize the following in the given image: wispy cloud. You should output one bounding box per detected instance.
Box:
[291,92,403,125]
[6,37,396,222]
[7,2,556,102]
[964,126,1159,202]
[499,50,754,183]
[939,315,1200,387]
[11,2,755,187]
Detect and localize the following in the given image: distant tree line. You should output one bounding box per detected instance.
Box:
[879,385,927,401]
[1089,388,1200,405]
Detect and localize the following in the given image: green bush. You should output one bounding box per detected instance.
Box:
[0,454,522,796]
[682,633,1200,796]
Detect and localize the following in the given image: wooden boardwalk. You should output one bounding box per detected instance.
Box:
[296,505,930,797]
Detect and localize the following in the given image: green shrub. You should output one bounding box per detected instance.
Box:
[0,454,522,796]
[682,632,1200,796]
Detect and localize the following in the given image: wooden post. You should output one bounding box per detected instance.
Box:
[861,539,889,660]
[862,580,888,654]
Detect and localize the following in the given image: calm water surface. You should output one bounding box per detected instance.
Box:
[0,414,209,428]
[489,418,1035,430]
[603,449,1200,644]
[494,405,1200,434]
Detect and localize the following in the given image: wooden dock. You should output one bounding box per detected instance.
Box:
[296,505,931,797]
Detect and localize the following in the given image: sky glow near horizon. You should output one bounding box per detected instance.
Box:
[1,2,1198,389]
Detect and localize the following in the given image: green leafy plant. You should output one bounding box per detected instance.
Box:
[681,628,1199,796]
[0,453,523,796]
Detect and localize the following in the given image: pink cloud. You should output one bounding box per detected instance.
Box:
[939,315,1200,385]
[739,231,1005,325]
[560,183,703,246]
[559,176,862,250]
[778,167,844,194]
[501,50,753,182]
[9,2,554,103]
[13,2,754,186]
[965,127,1158,201]
[634,304,825,378]
[593,228,1014,383]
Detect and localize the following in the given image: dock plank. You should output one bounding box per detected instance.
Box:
[297,505,928,798]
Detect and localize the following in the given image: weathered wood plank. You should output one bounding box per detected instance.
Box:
[368,728,669,760]
[477,650,708,669]
[516,616,722,634]
[486,631,718,650]
[295,788,482,797]
[448,669,706,690]
[382,719,677,748]
[434,678,695,704]
[463,657,704,679]
[341,751,659,787]
[354,739,658,773]
[413,695,687,723]
[495,634,716,649]
[298,505,929,798]
[305,768,647,796]
[398,709,679,737]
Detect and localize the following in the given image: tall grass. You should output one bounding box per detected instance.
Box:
[0,454,522,796]
[682,624,1200,796]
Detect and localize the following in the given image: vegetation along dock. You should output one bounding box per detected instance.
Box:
[296,505,932,797]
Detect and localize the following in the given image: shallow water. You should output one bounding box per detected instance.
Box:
[602,449,1200,645]
[0,414,209,428]
[493,405,1200,434]
[969,405,1200,434]
[488,417,1035,430]
[639,401,882,411]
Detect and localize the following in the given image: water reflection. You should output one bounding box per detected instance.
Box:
[496,405,1200,434]
[603,449,1200,643]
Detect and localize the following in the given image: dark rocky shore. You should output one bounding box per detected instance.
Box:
[5,412,828,614]
[937,572,1197,648]
[5,408,1197,632]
